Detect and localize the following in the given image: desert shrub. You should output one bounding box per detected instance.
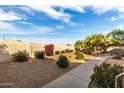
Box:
[74,51,79,55]
[75,52,84,60]
[55,50,60,55]
[61,50,65,54]
[90,63,124,88]
[34,51,44,59]
[69,49,73,52]
[13,50,29,62]
[56,55,70,69]
[84,48,92,54]
[44,44,54,56]
[65,49,73,53]
[65,49,70,53]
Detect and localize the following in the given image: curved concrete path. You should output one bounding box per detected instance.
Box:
[43,56,110,88]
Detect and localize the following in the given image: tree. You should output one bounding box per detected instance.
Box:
[83,36,93,54]
[108,29,124,46]
[91,34,104,54]
[75,34,105,54]
[74,40,83,51]
[75,29,124,55]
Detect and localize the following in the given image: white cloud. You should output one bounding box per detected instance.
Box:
[0,21,54,35]
[92,5,115,15]
[69,22,77,26]
[0,21,15,29]
[24,5,83,26]
[17,21,33,25]
[0,7,55,35]
[0,8,24,21]
[20,6,32,13]
[115,24,124,30]
[58,5,85,13]
[110,16,116,21]
[56,26,64,29]
[19,6,35,15]
[27,5,70,23]
[92,5,124,21]
[30,25,53,34]
[0,21,27,35]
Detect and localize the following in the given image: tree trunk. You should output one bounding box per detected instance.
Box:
[96,45,99,54]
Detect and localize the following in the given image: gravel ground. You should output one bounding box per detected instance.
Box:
[0,58,81,88]
[0,53,95,88]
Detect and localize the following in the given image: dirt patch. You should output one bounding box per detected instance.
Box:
[0,58,79,88]
[46,52,95,63]
[0,53,95,88]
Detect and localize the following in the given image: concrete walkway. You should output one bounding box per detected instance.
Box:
[43,57,109,88]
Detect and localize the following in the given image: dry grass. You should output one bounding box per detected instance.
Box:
[0,52,95,88]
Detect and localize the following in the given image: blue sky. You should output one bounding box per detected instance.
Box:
[0,5,124,44]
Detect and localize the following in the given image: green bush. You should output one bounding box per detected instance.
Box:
[13,50,29,62]
[61,50,65,54]
[90,63,124,88]
[56,55,70,69]
[34,51,44,59]
[55,50,60,55]
[75,52,85,60]
[65,49,73,53]
[74,51,79,55]
[69,49,73,52]
[65,49,70,53]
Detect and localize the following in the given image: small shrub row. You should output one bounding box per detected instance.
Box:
[13,50,45,62]
[55,50,61,55]
[65,49,73,53]
[55,49,73,55]
[61,50,65,54]
[13,50,70,69]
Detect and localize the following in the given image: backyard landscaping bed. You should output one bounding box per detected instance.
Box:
[46,52,95,63]
[0,53,95,88]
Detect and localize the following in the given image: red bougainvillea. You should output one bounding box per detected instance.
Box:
[44,44,55,56]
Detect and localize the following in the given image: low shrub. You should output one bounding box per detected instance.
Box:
[74,51,79,55]
[44,44,54,56]
[55,50,60,55]
[65,49,73,53]
[69,49,73,52]
[65,49,70,53]
[90,63,124,88]
[34,51,44,59]
[13,50,29,62]
[61,50,65,54]
[75,52,85,60]
[56,55,70,69]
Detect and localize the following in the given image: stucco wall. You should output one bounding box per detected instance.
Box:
[0,40,74,62]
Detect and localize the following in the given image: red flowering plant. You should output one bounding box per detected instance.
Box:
[44,44,55,56]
